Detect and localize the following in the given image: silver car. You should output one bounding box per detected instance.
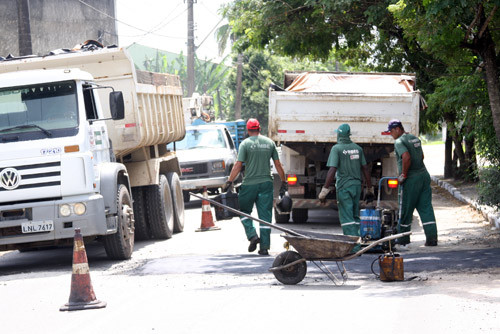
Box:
[171,124,239,202]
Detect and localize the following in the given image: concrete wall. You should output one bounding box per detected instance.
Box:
[0,0,117,57]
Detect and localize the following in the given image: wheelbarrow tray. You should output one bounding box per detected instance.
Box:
[283,232,360,260]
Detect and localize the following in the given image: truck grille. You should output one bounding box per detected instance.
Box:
[180,163,208,177]
[0,161,61,192]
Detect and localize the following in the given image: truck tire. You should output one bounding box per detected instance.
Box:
[274,208,290,224]
[103,184,135,260]
[145,174,174,239]
[292,208,308,224]
[167,172,185,233]
[132,187,150,240]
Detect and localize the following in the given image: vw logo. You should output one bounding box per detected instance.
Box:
[0,168,21,190]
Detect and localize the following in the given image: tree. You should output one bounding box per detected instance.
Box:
[222,0,447,131]
[390,0,500,145]
[223,0,500,181]
[142,51,230,117]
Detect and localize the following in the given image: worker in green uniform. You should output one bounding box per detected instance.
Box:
[318,124,374,245]
[223,118,287,256]
[387,119,438,246]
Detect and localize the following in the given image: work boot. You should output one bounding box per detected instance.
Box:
[258,249,269,256]
[425,238,438,246]
[248,236,260,252]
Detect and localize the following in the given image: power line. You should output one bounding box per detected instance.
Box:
[135,7,188,43]
[197,17,224,49]
[76,0,184,40]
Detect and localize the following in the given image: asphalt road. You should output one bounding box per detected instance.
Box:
[1,189,499,334]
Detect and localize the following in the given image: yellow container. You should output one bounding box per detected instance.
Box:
[379,254,404,281]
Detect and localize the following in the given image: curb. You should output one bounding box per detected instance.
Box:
[431,176,500,230]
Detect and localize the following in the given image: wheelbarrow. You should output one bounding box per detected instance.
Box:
[190,192,411,285]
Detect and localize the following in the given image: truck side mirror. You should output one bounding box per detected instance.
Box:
[110,91,125,120]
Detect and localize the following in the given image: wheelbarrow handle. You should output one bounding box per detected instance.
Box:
[339,232,412,261]
[189,192,308,238]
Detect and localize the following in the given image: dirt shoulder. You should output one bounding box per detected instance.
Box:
[397,183,499,255]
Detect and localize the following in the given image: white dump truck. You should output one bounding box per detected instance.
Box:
[0,46,186,259]
[269,71,421,223]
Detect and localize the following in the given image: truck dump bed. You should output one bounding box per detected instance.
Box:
[0,47,185,158]
[269,72,420,144]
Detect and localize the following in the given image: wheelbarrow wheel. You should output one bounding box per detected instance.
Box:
[272,251,307,285]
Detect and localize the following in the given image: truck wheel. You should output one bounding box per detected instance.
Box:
[132,187,150,240]
[183,190,191,203]
[274,208,290,224]
[145,174,174,239]
[292,208,308,224]
[104,184,135,260]
[272,251,307,285]
[167,172,185,233]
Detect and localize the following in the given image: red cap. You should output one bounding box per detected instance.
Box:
[246,118,260,130]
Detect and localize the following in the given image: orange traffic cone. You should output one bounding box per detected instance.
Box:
[196,186,220,232]
[60,228,107,311]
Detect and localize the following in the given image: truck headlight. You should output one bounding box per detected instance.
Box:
[74,203,87,215]
[212,161,225,171]
[59,204,71,217]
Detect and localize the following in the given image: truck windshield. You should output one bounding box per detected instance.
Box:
[0,81,78,140]
[175,128,227,150]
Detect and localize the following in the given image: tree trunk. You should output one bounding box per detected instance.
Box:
[448,122,466,179]
[463,121,478,181]
[234,53,243,120]
[478,25,500,146]
[464,136,478,181]
[444,127,453,178]
[216,88,223,119]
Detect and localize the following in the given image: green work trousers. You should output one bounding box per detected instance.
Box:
[397,171,438,244]
[336,184,362,237]
[238,181,273,250]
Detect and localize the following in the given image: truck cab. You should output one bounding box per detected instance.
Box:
[170,124,238,201]
[0,68,131,257]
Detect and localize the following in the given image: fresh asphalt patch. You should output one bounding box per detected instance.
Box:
[136,247,500,276]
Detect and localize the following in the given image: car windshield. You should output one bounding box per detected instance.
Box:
[175,128,227,150]
[0,81,78,136]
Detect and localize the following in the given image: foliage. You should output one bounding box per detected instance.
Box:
[222,0,500,182]
[142,51,230,116]
[390,0,500,150]
[478,166,500,210]
[221,0,448,134]
[217,47,345,132]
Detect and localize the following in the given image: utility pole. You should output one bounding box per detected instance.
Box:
[234,54,243,120]
[187,0,196,97]
[17,0,32,56]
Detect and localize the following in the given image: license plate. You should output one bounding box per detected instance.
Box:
[21,221,54,234]
[287,186,304,195]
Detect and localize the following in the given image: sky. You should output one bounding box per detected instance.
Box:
[115,0,231,63]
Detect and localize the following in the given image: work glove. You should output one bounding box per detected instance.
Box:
[364,186,375,204]
[398,173,407,184]
[279,181,288,197]
[222,180,233,192]
[318,186,330,203]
